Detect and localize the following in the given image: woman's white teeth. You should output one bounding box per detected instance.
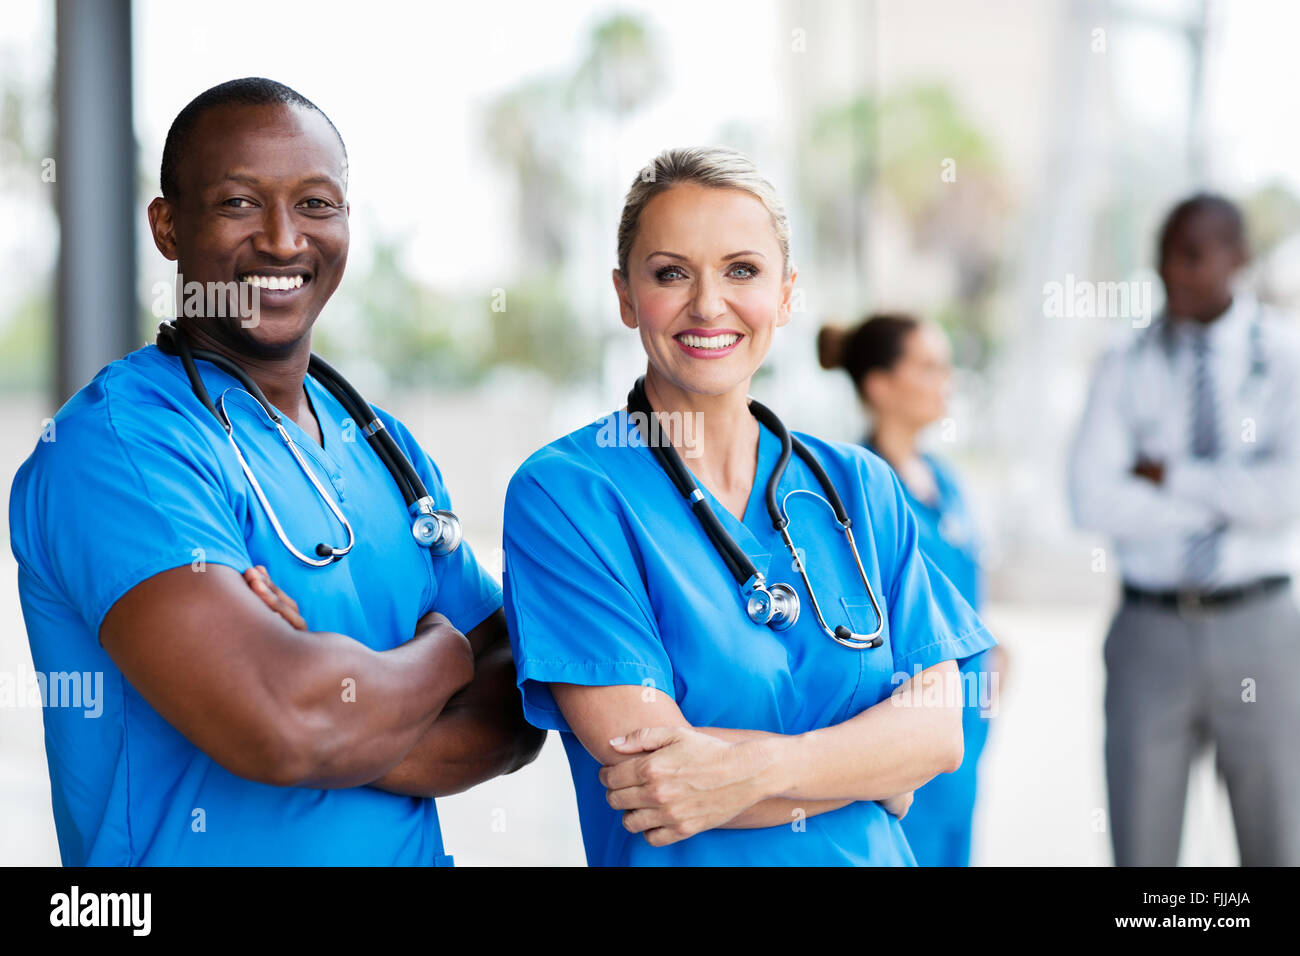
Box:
[678,333,740,349]
[242,275,305,290]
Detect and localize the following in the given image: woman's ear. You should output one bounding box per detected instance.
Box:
[612,267,637,330]
[776,265,798,328]
[861,369,887,410]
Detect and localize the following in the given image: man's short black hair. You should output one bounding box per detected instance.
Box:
[159,77,347,199]
[1158,192,1246,255]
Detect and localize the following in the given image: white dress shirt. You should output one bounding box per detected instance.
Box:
[1069,294,1300,590]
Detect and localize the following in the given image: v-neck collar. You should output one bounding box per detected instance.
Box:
[149,344,340,475]
[674,415,780,574]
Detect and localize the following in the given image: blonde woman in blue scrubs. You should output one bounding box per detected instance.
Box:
[820,313,1002,866]
[502,147,997,866]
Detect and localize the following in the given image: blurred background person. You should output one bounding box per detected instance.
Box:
[1068,193,1300,866]
[819,313,1002,866]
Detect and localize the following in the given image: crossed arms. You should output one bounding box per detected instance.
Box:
[550,661,963,847]
[99,563,544,796]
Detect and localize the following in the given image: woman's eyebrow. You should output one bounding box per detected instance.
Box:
[646,249,768,261]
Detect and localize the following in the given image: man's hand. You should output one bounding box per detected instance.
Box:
[1132,457,1165,485]
[368,609,545,798]
[244,566,306,630]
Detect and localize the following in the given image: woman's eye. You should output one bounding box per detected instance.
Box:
[655,266,686,281]
[729,262,759,279]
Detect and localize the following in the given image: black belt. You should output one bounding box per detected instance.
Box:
[1122,575,1291,613]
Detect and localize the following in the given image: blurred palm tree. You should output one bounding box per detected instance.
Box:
[568,13,663,114]
[802,84,1008,367]
[0,60,54,391]
[479,13,663,383]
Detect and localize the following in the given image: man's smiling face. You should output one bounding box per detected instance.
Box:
[149,101,350,355]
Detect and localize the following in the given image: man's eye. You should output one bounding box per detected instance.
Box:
[222,197,255,208]
[300,198,333,209]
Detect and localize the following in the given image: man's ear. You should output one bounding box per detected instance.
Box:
[1231,241,1249,271]
[612,267,637,330]
[147,197,180,262]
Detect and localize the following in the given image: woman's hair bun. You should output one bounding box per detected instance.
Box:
[817,323,850,371]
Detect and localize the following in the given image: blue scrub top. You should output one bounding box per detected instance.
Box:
[8,343,502,866]
[502,409,996,866]
[871,446,994,867]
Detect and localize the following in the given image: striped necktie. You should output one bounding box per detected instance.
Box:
[1184,324,1220,586]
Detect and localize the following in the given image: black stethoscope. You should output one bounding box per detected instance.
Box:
[156,321,461,567]
[627,376,885,650]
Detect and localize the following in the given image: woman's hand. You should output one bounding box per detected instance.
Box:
[243,565,306,630]
[600,726,776,846]
[880,790,913,819]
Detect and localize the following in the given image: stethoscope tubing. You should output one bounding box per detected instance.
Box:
[155,320,459,564]
[627,376,885,649]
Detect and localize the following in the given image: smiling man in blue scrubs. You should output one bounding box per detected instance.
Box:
[8,77,543,866]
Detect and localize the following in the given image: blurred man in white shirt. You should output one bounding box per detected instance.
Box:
[1069,193,1300,866]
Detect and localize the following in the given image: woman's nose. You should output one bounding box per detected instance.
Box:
[689,274,727,321]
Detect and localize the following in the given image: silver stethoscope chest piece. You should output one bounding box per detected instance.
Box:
[411,502,462,554]
[745,580,800,630]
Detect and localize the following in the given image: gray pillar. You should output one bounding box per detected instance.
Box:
[55,0,137,406]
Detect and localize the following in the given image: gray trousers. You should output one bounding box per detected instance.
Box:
[1104,586,1300,866]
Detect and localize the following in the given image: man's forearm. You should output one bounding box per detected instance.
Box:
[286,622,475,789]
[369,635,545,798]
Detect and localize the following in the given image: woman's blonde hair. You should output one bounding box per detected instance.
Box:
[615,146,792,279]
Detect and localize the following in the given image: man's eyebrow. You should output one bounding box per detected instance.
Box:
[646,249,768,261]
[219,172,344,188]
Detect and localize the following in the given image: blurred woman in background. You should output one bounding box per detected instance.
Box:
[819,313,1001,867]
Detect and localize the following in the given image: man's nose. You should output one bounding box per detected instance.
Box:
[252,202,307,259]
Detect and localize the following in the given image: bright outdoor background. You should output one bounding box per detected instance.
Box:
[4,0,1299,865]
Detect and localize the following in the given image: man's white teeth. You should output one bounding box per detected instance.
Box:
[241,275,305,291]
[678,332,740,349]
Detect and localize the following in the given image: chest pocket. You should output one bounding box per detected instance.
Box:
[840,595,886,642]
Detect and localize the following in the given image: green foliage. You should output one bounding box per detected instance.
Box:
[0,286,52,392]
[486,270,601,381]
[1242,181,1300,258]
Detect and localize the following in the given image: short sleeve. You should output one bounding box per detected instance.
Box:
[501,463,673,733]
[876,462,996,676]
[12,377,252,641]
[381,413,503,636]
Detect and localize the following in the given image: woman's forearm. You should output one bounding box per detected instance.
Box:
[693,727,869,829]
[746,662,963,803]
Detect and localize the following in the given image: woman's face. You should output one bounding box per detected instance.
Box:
[863,325,952,428]
[613,182,795,400]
